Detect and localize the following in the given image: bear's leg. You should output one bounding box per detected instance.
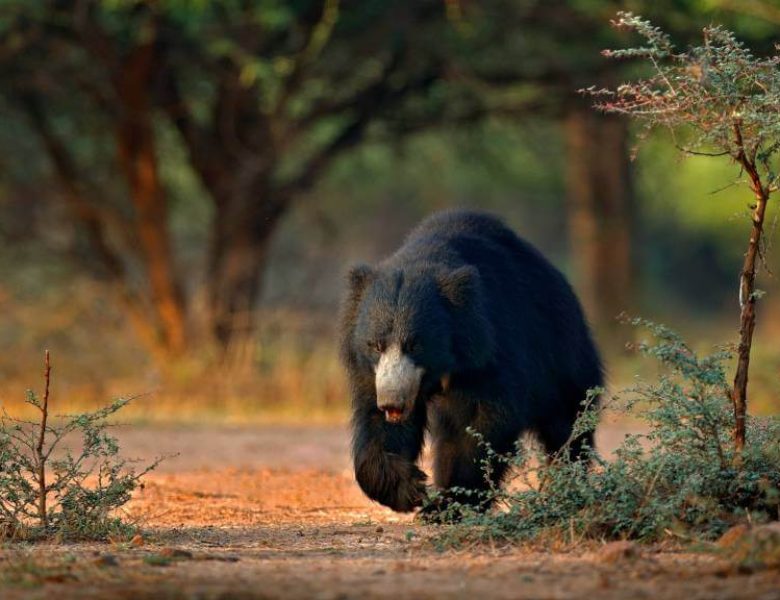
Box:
[537,409,594,462]
[352,399,427,512]
[428,398,519,514]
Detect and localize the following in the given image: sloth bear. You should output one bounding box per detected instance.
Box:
[339,210,602,513]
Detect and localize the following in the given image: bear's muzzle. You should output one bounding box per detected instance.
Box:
[375,344,424,423]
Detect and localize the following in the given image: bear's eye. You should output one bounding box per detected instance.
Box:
[368,340,385,353]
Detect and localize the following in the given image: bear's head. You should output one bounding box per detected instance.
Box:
[343,264,495,424]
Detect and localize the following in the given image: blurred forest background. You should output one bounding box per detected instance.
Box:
[0,0,779,422]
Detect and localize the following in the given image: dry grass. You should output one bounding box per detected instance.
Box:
[0,307,349,425]
[0,291,777,425]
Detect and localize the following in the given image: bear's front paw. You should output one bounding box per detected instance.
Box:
[355,453,428,513]
[388,456,428,512]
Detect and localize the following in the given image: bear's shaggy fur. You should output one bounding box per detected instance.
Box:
[339,210,603,513]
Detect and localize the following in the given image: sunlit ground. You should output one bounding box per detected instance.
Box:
[2,423,780,599]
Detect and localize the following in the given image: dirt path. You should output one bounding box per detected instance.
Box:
[1,425,778,599]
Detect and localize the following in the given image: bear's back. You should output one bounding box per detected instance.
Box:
[384,210,535,270]
[387,210,566,298]
[381,209,601,404]
[402,210,521,256]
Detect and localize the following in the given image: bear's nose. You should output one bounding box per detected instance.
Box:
[377,392,407,413]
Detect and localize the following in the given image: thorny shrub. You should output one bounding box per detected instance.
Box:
[425,320,780,545]
[0,353,161,541]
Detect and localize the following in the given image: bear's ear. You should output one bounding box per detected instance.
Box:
[348,264,375,295]
[437,266,479,307]
[339,265,376,366]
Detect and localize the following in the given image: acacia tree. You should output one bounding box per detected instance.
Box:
[0,1,470,358]
[1,0,652,357]
[457,0,776,340]
[7,2,766,363]
[1,4,188,357]
[588,13,780,451]
[157,1,457,351]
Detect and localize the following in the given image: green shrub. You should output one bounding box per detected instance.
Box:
[0,352,161,541]
[425,320,780,544]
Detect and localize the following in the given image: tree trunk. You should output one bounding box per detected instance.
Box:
[564,105,635,340]
[731,137,770,454]
[114,44,188,356]
[22,93,173,360]
[207,194,288,360]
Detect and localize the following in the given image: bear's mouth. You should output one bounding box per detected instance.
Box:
[384,407,406,423]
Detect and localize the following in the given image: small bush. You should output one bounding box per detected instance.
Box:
[425,320,780,544]
[0,352,161,541]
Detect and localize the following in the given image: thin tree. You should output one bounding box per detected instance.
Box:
[586,13,780,452]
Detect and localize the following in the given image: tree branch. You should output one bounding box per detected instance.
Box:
[35,350,51,529]
[21,92,133,280]
[284,59,442,196]
[159,68,229,202]
[21,92,167,355]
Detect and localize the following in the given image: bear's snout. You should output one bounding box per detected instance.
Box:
[375,344,424,423]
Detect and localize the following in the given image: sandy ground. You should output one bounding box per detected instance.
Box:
[1,424,779,599]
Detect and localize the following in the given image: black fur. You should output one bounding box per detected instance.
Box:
[339,210,603,513]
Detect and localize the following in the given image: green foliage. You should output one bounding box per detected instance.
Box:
[0,383,160,541]
[587,13,779,456]
[587,12,780,189]
[425,320,780,544]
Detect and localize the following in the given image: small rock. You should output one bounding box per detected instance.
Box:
[752,522,780,541]
[93,554,119,567]
[160,547,193,559]
[597,541,639,564]
[721,523,780,571]
[375,526,384,534]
